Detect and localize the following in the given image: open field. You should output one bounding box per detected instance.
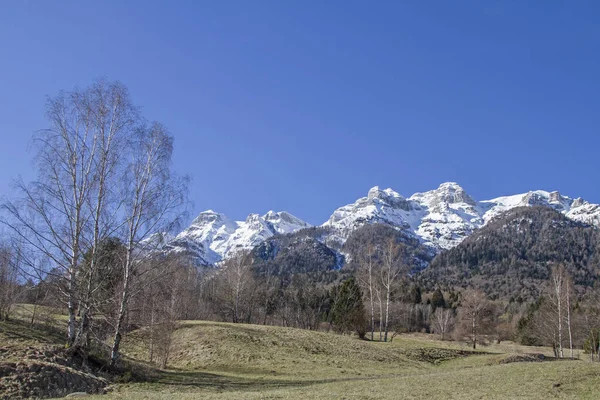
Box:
[2,314,600,399]
[106,321,600,400]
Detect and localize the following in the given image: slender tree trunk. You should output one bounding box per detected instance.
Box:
[553,268,565,358]
[110,249,132,368]
[378,291,383,341]
[149,296,155,363]
[368,263,374,341]
[67,265,77,345]
[30,288,40,326]
[384,285,390,342]
[566,287,573,359]
[590,332,594,362]
[472,313,477,349]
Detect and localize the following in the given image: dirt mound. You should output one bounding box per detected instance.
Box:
[0,345,109,399]
[403,348,473,364]
[496,353,546,364]
[0,361,108,399]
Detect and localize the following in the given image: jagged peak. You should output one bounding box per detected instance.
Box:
[245,213,262,223]
[192,210,229,225]
[572,197,587,208]
[367,186,404,201]
[367,186,381,199]
[264,210,278,218]
[437,181,464,190]
[411,182,475,206]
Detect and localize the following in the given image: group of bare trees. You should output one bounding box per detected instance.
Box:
[198,251,331,330]
[0,80,187,367]
[521,264,593,359]
[355,239,411,342]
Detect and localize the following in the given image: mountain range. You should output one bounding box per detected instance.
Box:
[165,182,600,266]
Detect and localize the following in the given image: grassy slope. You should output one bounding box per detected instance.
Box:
[95,321,600,400]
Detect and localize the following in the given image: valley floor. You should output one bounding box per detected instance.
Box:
[2,311,600,399]
[103,321,600,400]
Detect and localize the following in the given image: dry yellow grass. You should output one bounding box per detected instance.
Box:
[99,321,600,400]
[3,314,600,399]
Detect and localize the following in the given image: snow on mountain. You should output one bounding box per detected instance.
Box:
[408,183,485,249]
[166,183,600,266]
[324,183,600,250]
[166,210,311,264]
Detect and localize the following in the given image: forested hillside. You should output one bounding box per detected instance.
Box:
[421,206,600,300]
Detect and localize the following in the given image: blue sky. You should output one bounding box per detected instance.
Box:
[1,1,599,225]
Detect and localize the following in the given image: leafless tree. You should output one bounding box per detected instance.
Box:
[456,290,495,349]
[380,240,407,342]
[528,299,562,357]
[431,307,455,341]
[547,264,575,359]
[0,80,187,366]
[0,243,19,321]
[1,81,138,349]
[133,254,195,368]
[214,251,257,323]
[374,284,384,340]
[580,292,600,362]
[356,244,378,340]
[109,123,188,367]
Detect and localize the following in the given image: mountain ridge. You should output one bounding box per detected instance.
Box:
[167,183,600,265]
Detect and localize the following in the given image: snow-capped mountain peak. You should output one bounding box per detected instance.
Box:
[263,210,311,234]
[410,182,476,207]
[164,183,600,266]
[166,209,311,265]
[324,184,600,251]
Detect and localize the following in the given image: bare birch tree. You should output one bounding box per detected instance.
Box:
[548,264,571,358]
[1,83,122,344]
[1,80,187,365]
[216,251,257,323]
[431,307,454,341]
[109,123,188,367]
[356,243,378,340]
[380,239,406,342]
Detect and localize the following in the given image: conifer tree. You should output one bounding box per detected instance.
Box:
[331,277,367,338]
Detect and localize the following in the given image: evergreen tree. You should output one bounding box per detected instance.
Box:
[331,277,367,338]
[431,288,446,310]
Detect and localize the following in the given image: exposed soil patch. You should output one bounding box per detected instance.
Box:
[496,353,548,364]
[403,348,475,364]
[0,345,108,399]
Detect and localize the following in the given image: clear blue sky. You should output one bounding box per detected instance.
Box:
[1,1,599,225]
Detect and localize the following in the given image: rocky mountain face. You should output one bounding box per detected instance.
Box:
[165,183,600,266]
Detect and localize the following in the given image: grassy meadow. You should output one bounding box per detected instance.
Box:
[2,310,600,399]
[107,321,600,399]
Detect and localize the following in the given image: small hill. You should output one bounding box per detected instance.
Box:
[123,321,471,379]
[421,206,600,300]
